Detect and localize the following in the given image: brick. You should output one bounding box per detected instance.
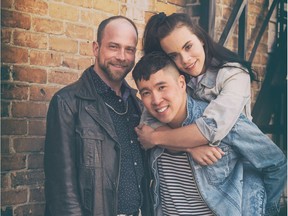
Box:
[167,0,186,6]
[1,28,12,44]
[226,35,238,50]
[79,41,94,56]
[1,0,13,8]
[144,11,156,23]
[1,46,28,64]
[261,54,268,65]
[28,154,44,169]
[1,154,27,171]
[1,10,31,30]
[248,15,256,27]
[62,56,92,70]
[15,0,48,15]
[1,101,10,117]
[120,5,128,17]
[1,65,11,81]
[32,17,64,34]
[80,10,107,26]
[14,137,45,153]
[30,187,45,202]
[93,0,119,14]
[1,83,29,100]
[48,70,78,85]
[12,66,47,84]
[1,173,11,189]
[258,43,268,53]
[222,0,236,7]
[49,37,78,54]
[249,4,262,15]
[136,38,143,51]
[1,188,28,206]
[223,6,232,20]
[11,170,45,187]
[63,0,93,8]
[14,204,45,216]
[256,0,266,4]
[49,3,79,21]
[30,50,62,67]
[216,4,222,17]
[65,23,94,40]
[1,119,28,135]
[13,30,48,49]
[1,137,11,154]
[29,120,46,136]
[30,85,61,101]
[12,102,47,118]
[155,2,177,15]
[253,53,261,64]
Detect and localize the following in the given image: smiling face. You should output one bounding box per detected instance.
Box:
[137,66,187,128]
[93,18,137,88]
[160,25,206,77]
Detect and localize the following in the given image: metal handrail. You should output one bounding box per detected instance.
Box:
[218,0,247,46]
[248,0,280,62]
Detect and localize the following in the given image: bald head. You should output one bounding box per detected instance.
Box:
[97,16,138,44]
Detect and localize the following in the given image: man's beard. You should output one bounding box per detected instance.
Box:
[98,59,134,82]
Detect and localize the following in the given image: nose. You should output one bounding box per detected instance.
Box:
[116,49,125,61]
[180,51,191,65]
[151,92,162,106]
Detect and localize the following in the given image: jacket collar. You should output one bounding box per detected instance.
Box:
[75,66,141,144]
[187,58,219,90]
[75,65,138,100]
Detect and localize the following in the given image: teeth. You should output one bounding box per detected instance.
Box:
[156,106,168,113]
[187,61,196,69]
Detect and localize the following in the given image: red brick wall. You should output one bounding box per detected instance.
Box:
[1,0,275,215]
[1,0,186,215]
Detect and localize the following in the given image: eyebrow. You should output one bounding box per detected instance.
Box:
[138,81,167,94]
[182,40,191,49]
[108,42,136,50]
[167,40,191,56]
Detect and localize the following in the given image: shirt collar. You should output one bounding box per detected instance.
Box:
[182,95,194,127]
[89,66,132,101]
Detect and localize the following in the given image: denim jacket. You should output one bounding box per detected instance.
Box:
[149,96,286,216]
[188,62,252,146]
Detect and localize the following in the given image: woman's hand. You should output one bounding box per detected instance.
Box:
[186,145,225,166]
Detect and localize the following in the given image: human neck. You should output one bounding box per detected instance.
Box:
[168,97,188,129]
[93,65,123,96]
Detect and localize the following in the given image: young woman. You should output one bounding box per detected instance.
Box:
[135,13,286,215]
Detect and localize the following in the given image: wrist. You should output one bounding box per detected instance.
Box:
[151,130,159,146]
[153,130,166,147]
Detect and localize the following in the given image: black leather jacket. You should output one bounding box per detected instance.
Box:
[44,67,153,216]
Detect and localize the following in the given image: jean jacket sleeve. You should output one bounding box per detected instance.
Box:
[44,94,83,215]
[195,64,252,146]
[140,107,165,129]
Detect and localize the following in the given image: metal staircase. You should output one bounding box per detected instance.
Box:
[196,0,287,152]
[251,0,287,153]
[195,1,287,214]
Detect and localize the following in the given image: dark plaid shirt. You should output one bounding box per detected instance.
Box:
[90,67,144,214]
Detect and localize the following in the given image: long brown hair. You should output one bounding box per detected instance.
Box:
[143,13,256,80]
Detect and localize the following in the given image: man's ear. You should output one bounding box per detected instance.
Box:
[92,41,99,56]
[179,75,186,90]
